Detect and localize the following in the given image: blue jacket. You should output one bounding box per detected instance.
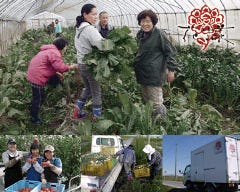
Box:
[23,155,43,181]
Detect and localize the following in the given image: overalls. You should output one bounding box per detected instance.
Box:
[44,159,58,183]
[4,155,23,188]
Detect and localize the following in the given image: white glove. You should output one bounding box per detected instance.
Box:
[41,179,47,184]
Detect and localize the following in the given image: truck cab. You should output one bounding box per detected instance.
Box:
[91,135,124,154]
[183,164,192,190]
[68,135,129,192]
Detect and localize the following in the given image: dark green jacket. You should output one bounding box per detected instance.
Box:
[134,27,177,86]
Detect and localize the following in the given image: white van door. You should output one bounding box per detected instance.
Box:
[191,152,204,182]
[237,139,240,182]
[225,137,239,182]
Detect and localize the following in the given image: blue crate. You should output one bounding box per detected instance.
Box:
[43,182,65,192]
[5,180,42,192]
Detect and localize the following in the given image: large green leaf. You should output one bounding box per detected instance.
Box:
[0,97,10,116]
[101,39,114,51]
[94,119,114,133]
[8,108,24,117]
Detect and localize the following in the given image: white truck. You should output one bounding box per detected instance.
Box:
[69,135,133,192]
[183,135,240,192]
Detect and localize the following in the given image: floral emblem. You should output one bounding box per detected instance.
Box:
[188,5,224,51]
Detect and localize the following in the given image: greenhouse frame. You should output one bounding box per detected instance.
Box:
[1,0,240,55]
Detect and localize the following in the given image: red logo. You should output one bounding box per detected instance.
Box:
[229,144,236,153]
[187,5,224,51]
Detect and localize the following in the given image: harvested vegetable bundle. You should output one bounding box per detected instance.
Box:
[83,26,137,82]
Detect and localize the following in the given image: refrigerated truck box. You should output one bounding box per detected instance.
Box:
[190,135,240,184]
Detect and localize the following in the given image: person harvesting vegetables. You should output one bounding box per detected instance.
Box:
[143,144,162,181]
[41,145,62,183]
[115,144,136,181]
[73,4,104,119]
[26,37,78,125]
[134,9,178,118]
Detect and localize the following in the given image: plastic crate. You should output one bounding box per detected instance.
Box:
[42,182,65,192]
[100,146,115,155]
[82,164,105,176]
[133,165,150,178]
[103,158,112,171]
[4,180,42,192]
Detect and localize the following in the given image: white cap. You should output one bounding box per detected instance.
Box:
[44,145,54,152]
[143,144,155,154]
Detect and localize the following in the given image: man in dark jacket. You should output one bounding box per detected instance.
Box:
[96,11,115,38]
[143,144,162,180]
[116,145,136,180]
[135,9,177,118]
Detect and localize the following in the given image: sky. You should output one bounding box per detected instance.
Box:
[162,135,225,176]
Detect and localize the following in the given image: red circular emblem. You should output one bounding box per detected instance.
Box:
[188,5,224,51]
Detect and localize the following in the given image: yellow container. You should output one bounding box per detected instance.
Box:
[100,146,115,155]
[104,159,113,171]
[133,165,150,178]
[82,164,105,176]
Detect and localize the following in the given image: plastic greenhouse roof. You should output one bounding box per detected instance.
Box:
[0,0,240,21]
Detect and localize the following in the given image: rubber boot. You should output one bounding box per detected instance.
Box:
[31,115,43,125]
[93,108,102,117]
[127,172,133,181]
[92,108,102,121]
[73,100,86,118]
[30,108,43,125]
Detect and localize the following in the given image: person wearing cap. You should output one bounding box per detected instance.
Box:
[115,144,136,181]
[2,138,29,188]
[22,142,44,182]
[143,144,162,180]
[41,145,62,183]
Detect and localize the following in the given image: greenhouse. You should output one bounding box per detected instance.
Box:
[0,0,239,135]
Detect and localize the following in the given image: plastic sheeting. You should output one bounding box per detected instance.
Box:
[1,0,240,21]
[26,11,67,29]
[0,0,240,54]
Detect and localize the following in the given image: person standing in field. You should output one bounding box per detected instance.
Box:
[96,11,115,38]
[55,19,62,37]
[134,9,177,118]
[73,3,104,119]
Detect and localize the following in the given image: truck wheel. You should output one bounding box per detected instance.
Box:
[205,184,215,192]
[186,181,192,190]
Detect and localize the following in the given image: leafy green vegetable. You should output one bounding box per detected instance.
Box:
[83,26,137,82]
